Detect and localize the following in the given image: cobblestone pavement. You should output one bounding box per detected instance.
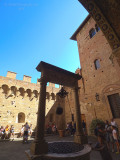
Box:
[0,135,120,160]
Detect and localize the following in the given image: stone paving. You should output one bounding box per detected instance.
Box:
[0,135,120,160]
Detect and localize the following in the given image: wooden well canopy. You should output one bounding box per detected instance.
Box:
[36,61,82,88]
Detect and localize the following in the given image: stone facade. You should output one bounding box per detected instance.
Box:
[46,16,120,135]
[69,16,120,134]
[0,71,59,132]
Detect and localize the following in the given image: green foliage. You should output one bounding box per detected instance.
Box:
[90,119,105,134]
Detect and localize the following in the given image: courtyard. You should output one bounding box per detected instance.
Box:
[0,135,120,160]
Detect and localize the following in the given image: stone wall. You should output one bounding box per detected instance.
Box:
[67,16,120,134]
[0,72,59,132]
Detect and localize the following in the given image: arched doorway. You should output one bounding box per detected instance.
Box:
[18,112,25,123]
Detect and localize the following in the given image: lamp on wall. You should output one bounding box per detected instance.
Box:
[95,93,100,101]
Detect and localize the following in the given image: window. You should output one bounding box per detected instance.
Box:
[94,59,100,70]
[51,93,55,100]
[89,28,96,38]
[95,24,100,32]
[108,93,120,118]
[18,112,25,123]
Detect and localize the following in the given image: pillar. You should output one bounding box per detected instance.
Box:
[73,84,88,144]
[30,77,48,155]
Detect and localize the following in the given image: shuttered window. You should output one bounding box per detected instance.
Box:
[108,93,120,118]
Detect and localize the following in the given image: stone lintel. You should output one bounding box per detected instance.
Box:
[36,61,82,88]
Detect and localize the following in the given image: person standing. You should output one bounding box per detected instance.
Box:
[10,125,14,140]
[105,120,114,152]
[29,124,33,137]
[111,118,117,128]
[82,120,86,135]
[112,125,120,154]
[23,122,29,143]
[20,125,24,137]
[5,125,9,139]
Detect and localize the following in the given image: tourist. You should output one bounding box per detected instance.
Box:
[69,122,74,136]
[65,123,70,136]
[29,124,33,137]
[52,123,57,135]
[23,122,29,143]
[111,118,118,128]
[96,123,105,147]
[105,120,114,152]
[82,120,86,135]
[10,125,14,140]
[112,125,120,154]
[73,122,76,134]
[1,126,5,138]
[5,125,9,139]
[20,125,24,137]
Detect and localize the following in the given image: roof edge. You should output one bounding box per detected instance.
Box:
[70,14,91,41]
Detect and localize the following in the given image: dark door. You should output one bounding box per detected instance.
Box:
[108,93,120,118]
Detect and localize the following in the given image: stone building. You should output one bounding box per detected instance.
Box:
[70,14,120,133]
[0,71,59,132]
[46,15,120,135]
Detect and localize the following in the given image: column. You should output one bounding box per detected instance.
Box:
[73,84,88,144]
[30,77,48,155]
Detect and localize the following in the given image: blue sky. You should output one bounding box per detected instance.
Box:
[0,0,88,83]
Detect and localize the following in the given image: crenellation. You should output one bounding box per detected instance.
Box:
[0,71,60,132]
[23,75,31,83]
[7,71,17,79]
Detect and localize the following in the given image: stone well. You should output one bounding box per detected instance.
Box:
[26,141,91,160]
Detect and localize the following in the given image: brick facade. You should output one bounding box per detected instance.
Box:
[66,16,120,134]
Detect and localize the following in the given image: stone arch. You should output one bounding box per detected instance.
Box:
[51,93,55,100]
[102,84,120,94]
[11,86,17,96]
[33,90,38,98]
[18,112,25,123]
[46,92,50,99]
[19,87,25,97]
[26,89,32,97]
[2,84,9,94]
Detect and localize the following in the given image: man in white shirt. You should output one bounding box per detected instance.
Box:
[112,125,120,154]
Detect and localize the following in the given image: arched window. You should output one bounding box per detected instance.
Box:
[95,24,100,32]
[94,59,100,70]
[46,92,50,99]
[18,112,25,123]
[19,88,25,97]
[2,84,9,94]
[89,28,96,38]
[51,93,55,100]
